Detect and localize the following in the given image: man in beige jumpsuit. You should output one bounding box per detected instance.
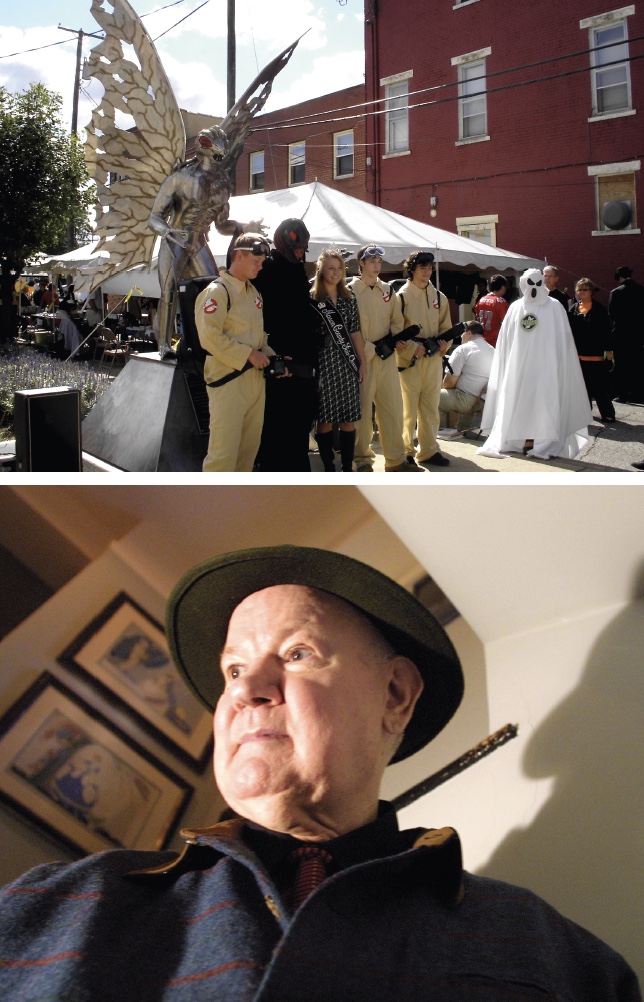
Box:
[349,245,425,473]
[195,233,274,472]
[396,251,453,468]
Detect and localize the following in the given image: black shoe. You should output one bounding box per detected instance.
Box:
[631,461,644,471]
[600,416,616,423]
[423,452,450,467]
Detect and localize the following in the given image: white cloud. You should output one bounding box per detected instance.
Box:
[161,52,226,117]
[148,0,328,51]
[263,47,364,113]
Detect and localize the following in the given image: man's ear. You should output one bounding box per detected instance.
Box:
[383,656,424,736]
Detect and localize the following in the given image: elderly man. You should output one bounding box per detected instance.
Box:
[543,264,570,313]
[0,545,638,1001]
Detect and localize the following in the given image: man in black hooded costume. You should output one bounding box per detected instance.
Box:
[254,219,321,471]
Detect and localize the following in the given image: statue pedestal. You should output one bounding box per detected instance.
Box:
[82,353,208,472]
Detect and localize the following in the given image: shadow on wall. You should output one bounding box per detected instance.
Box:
[479,584,644,976]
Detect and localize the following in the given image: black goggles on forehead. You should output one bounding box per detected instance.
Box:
[415,252,435,265]
[240,239,270,256]
[358,244,385,260]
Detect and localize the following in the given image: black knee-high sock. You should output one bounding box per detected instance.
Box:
[339,429,356,472]
[315,430,335,472]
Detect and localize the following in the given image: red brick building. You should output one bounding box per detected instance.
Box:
[234,85,366,200]
[364,0,643,302]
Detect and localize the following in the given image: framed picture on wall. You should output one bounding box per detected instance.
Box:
[0,673,192,856]
[58,593,213,770]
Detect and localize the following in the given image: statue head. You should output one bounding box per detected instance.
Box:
[196,127,227,162]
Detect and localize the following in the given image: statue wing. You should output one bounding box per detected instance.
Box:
[221,34,303,174]
[83,0,185,290]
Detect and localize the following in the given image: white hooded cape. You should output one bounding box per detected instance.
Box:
[477,297,592,460]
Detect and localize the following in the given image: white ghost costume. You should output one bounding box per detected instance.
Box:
[477,269,592,460]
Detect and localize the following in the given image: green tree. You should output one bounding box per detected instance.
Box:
[0,83,94,341]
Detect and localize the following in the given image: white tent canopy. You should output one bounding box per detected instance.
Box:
[92,181,543,297]
[207,181,544,273]
[38,242,109,297]
[39,242,107,273]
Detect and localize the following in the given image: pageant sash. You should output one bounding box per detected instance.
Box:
[313,298,360,376]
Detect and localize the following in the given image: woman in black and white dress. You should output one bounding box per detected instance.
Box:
[311,249,367,471]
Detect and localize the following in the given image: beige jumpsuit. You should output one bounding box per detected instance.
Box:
[196,272,273,472]
[349,277,407,470]
[397,280,452,462]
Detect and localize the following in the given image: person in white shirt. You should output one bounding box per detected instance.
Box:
[438,321,494,435]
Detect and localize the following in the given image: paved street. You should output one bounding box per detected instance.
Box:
[327,399,644,475]
[3,381,642,474]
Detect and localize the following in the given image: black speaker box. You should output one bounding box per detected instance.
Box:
[14,387,82,472]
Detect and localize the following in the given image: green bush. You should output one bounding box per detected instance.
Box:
[0,345,110,438]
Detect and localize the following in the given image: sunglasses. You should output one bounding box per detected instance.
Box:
[414,253,435,265]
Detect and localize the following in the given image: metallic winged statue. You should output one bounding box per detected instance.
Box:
[83,0,301,355]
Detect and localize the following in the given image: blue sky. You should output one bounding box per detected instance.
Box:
[0,0,365,132]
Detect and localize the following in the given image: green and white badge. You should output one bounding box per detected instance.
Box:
[521,313,538,331]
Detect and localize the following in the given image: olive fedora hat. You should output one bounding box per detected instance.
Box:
[166,545,464,763]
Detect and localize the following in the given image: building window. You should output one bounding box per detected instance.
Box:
[590,20,631,115]
[385,80,409,153]
[334,130,354,177]
[250,151,264,191]
[380,70,412,157]
[458,58,487,140]
[289,142,305,185]
[588,161,639,234]
[581,7,635,118]
[456,214,498,246]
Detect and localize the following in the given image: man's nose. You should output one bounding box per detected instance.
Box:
[228,657,284,709]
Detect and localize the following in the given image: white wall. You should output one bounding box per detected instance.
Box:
[362,484,644,981]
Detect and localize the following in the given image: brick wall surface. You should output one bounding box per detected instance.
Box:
[365,0,644,302]
[234,85,367,200]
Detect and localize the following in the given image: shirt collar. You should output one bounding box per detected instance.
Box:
[242,801,408,875]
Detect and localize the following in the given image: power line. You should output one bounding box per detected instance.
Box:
[378,154,644,194]
[0,0,198,61]
[0,38,71,60]
[247,33,644,132]
[247,49,644,134]
[152,0,211,41]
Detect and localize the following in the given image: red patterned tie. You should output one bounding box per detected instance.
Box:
[290,845,332,910]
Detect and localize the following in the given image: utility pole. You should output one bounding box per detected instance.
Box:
[227,0,236,113]
[227,0,236,193]
[58,25,103,136]
[57,25,102,250]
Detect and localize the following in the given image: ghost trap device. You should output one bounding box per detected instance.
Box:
[373,324,422,360]
[410,321,467,357]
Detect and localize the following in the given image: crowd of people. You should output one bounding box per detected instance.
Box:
[195,219,642,472]
[11,276,159,360]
